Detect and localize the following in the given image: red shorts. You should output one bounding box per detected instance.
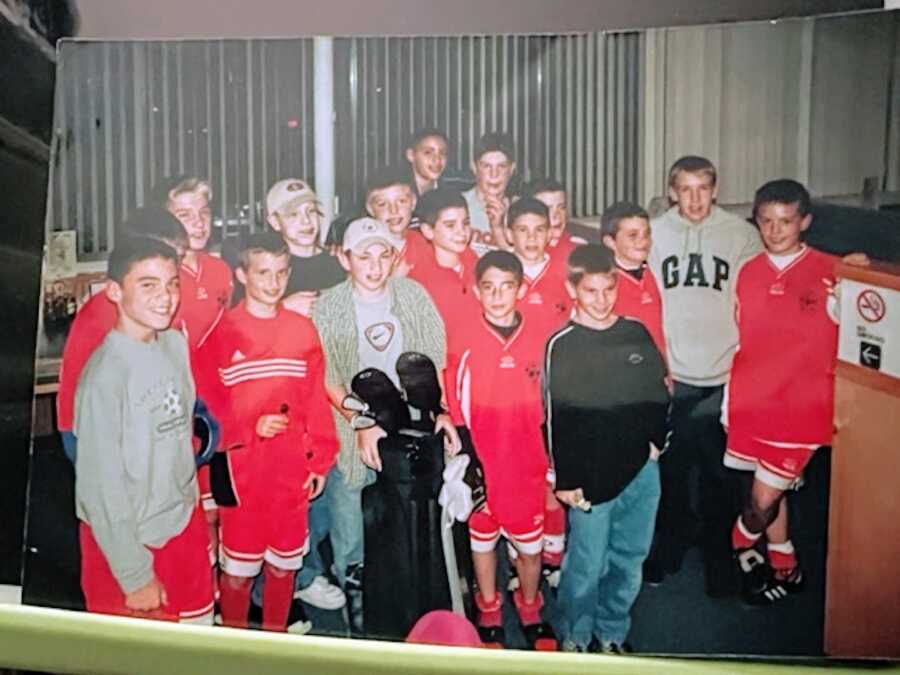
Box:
[469,493,544,555]
[219,494,309,577]
[724,430,817,490]
[80,506,214,623]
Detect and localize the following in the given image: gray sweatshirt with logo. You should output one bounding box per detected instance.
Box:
[75,329,198,594]
[649,205,762,387]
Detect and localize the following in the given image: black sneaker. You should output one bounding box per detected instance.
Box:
[521,622,558,651]
[745,565,805,605]
[734,547,773,602]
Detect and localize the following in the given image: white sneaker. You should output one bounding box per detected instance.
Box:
[294,576,346,610]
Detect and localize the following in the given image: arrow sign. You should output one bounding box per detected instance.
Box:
[859,341,881,370]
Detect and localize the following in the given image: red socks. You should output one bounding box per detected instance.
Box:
[262,565,294,632]
[768,540,798,575]
[219,574,252,629]
[512,588,544,626]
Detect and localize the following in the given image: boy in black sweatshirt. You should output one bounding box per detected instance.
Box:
[544,244,669,654]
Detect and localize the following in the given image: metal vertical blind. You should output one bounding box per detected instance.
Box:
[334,32,643,216]
[51,34,640,257]
[49,39,316,257]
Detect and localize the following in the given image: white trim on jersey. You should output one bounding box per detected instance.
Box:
[220,358,309,386]
[456,348,473,429]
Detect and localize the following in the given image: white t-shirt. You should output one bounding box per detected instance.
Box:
[353,289,404,388]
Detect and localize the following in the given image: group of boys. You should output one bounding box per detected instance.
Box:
[64,125,853,653]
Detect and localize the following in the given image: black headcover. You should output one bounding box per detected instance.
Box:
[396,352,443,417]
[351,368,411,434]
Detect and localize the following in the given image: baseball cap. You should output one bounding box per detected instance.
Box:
[342,217,403,254]
[266,178,318,216]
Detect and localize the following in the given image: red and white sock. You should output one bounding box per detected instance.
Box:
[768,540,798,577]
[731,516,762,550]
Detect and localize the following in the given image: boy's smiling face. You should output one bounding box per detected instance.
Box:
[366,184,416,236]
[168,189,212,251]
[340,241,397,296]
[406,135,448,184]
[269,201,321,251]
[603,217,652,268]
[236,250,292,312]
[108,255,180,341]
[421,206,471,255]
[756,201,811,256]
[567,271,618,330]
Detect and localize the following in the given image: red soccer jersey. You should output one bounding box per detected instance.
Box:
[198,303,339,502]
[518,256,572,342]
[408,247,480,363]
[57,293,118,432]
[728,247,839,444]
[548,231,578,262]
[173,252,233,351]
[613,265,667,365]
[447,315,549,519]
[398,228,432,274]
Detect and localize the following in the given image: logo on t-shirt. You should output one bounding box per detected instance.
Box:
[196,286,209,301]
[500,355,516,369]
[628,352,644,365]
[365,322,396,352]
[231,349,246,363]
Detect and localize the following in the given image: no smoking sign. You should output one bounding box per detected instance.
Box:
[857,289,886,323]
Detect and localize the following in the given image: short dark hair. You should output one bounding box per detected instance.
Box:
[406,127,449,150]
[600,201,650,240]
[667,155,717,188]
[236,231,289,270]
[522,177,566,199]
[365,165,414,198]
[417,188,468,226]
[506,197,549,229]
[752,179,812,220]
[567,244,616,286]
[119,207,188,245]
[107,236,179,284]
[475,249,523,284]
[473,132,516,163]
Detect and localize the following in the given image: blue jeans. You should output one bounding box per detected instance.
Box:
[325,464,369,586]
[558,458,661,647]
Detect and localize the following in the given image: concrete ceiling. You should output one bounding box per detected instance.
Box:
[74,0,886,39]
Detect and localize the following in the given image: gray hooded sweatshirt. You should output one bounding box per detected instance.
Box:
[649,205,762,387]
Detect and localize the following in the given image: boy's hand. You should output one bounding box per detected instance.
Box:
[256,414,289,438]
[303,471,327,499]
[484,195,508,229]
[435,414,461,456]
[125,576,167,612]
[555,487,591,511]
[282,290,318,317]
[357,425,387,472]
[841,252,870,267]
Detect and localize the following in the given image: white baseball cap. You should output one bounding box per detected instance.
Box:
[342,217,404,254]
[266,178,318,216]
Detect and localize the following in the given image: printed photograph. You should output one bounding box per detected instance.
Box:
[23,11,900,658]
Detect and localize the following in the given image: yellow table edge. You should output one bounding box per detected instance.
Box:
[1,604,895,674]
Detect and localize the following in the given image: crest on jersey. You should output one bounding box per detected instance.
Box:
[500,355,516,369]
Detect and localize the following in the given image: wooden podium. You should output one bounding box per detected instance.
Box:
[826,262,900,658]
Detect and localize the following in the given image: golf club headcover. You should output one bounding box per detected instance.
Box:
[397,351,443,417]
[193,397,221,468]
[351,368,411,434]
